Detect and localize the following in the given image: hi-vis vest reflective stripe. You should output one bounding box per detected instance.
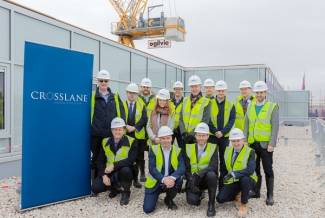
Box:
[172,100,183,129]
[102,135,135,166]
[139,95,156,118]
[145,144,181,189]
[234,96,256,131]
[210,98,233,137]
[247,101,277,144]
[186,143,217,173]
[91,91,121,122]
[122,99,146,139]
[224,145,258,184]
[182,96,209,133]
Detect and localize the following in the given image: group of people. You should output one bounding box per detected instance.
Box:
[90,69,279,217]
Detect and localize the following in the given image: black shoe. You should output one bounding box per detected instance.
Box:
[140,174,146,182]
[249,176,262,198]
[164,197,178,210]
[266,177,274,206]
[133,180,142,188]
[249,190,260,198]
[120,191,130,206]
[109,188,120,198]
[207,202,216,217]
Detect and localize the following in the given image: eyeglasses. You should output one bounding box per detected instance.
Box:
[99,80,108,83]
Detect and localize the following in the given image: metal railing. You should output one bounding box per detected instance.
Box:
[311,118,325,166]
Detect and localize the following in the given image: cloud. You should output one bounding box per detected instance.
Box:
[13,0,325,99]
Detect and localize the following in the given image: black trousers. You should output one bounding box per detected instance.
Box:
[209,136,229,189]
[136,139,146,162]
[92,166,133,194]
[186,171,218,206]
[91,135,104,177]
[217,176,255,204]
[250,142,274,178]
[173,128,184,149]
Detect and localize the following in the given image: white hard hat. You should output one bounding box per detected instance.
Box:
[96,69,111,80]
[239,80,252,89]
[215,80,228,90]
[188,75,202,86]
[126,83,139,93]
[253,81,268,92]
[157,126,173,137]
[204,78,215,87]
[173,81,184,89]
[229,128,245,140]
[194,122,210,134]
[111,117,126,129]
[140,78,152,87]
[157,89,170,100]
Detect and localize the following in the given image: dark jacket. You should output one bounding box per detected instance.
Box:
[209,98,236,136]
[96,135,137,177]
[125,101,148,139]
[184,143,219,180]
[91,87,125,137]
[147,145,185,193]
[229,148,256,180]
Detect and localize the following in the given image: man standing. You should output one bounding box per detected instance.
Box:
[209,80,236,190]
[203,78,215,99]
[171,81,184,148]
[244,81,279,206]
[139,77,156,117]
[179,75,210,144]
[234,80,255,131]
[123,83,147,188]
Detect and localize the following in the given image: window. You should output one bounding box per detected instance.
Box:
[0,68,4,130]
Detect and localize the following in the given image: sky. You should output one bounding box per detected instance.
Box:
[12,0,325,101]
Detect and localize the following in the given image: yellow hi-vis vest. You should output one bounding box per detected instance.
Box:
[139,95,156,118]
[185,143,217,174]
[234,95,256,131]
[210,98,234,137]
[224,144,258,184]
[145,144,181,189]
[91,90,121,122]
[102,135,134,166]
[122,99,146,140]
[247,101,277,144]
[182,96,210,133]
[171,99,183,129]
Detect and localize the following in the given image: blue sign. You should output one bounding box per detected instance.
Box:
[21,42,93,209]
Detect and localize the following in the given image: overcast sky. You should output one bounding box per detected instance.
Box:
[13,0,325,101]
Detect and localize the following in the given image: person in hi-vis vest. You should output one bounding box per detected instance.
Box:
[203,78,215,99]
[91,70,125,180]
[244,81,279,206]
[185,122,218,217]
[123,83,148,188]
[234,80,255,131]
[143,126,185,214]
[217,128,257,218]
[208,80,236,190]
[92,118,137,206]
[179,75,211,144]
[171,81,185,148]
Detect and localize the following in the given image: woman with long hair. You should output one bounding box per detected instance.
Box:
[147,89,175,146]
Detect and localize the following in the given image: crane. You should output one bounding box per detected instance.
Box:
[108,0,186,48]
